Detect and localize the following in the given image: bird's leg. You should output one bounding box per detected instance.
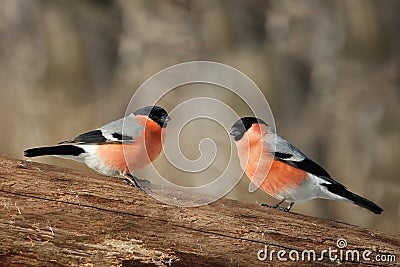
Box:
[122,173,152,192]
[123,173,141,189]
[284,202,294,212]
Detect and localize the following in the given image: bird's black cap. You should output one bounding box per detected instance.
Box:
[134,106,171,128]
[229,117,268,141]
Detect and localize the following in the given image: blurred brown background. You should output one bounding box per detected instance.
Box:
[0,0,398,234]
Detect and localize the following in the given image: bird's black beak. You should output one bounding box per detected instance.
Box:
[229,127,240,137]
[229,124,246,141]
[161,115,171,128]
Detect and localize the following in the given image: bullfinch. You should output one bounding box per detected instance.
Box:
[24,106,170,187]
[229,117,383,214]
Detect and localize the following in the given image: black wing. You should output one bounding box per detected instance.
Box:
[59,130,132,144]
[266,133,333,180]
[274,152,331,178]
[111,133,134,142]
[72,130,107,143]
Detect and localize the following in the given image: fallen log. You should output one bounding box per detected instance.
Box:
[0,156,398,266]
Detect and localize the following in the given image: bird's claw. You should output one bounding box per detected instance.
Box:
[259,203,273,208]
[123,177,141,188]
[259,203,290,212]
[123,175,152,192]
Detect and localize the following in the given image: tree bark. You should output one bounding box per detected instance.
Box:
[0,156,398,266]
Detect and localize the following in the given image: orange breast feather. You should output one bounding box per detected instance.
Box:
[236,125,307,197]
[97,116,164,174]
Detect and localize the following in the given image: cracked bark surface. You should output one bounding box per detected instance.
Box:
[0,156,398,266]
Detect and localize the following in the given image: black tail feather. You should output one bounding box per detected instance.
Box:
[324,183,383,214]
[24,145,85,157]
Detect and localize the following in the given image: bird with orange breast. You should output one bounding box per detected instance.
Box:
[229,117,383,214]
[24,106,170,187]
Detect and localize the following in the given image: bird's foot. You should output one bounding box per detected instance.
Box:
[123,174,151,192]
[280,207,290,212]
[259,203,291,212]
[122,176,141,188]
[259,203,274,208]
[134,176,152,185]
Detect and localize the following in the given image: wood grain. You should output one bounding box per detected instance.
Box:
[0,156,398,266]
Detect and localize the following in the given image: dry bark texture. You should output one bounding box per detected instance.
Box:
[0,156,398,266]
